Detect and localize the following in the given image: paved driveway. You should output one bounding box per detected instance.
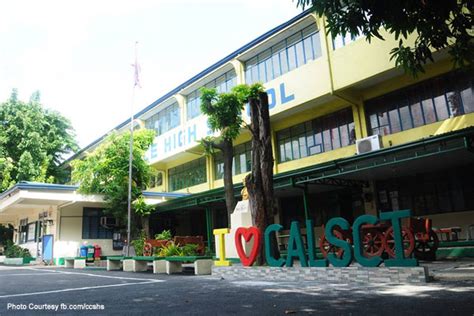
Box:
[0,264,472,315]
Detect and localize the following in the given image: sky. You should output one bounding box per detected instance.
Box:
[0,0,302,148]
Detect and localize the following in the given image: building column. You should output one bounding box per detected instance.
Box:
[271,129,279,174]
[175,93,187,123]
[231,60,245,85]
[363,181,378,216]
[352,103,368,140]
[302,185,310,221]
[207,155,214,190]
[205,207,213,251]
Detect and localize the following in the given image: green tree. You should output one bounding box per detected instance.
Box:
[71,129,155,235]
[200,85,248,223]
[297,0,473,76]
[0,89,78,191]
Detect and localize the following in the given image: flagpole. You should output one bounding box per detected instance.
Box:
[127,41,139,256]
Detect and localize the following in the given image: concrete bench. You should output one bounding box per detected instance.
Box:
[434,227,462,241]
[64,257,86,269]
[164,256,213,275]
[106,256,131,271]
[123,256,166,273]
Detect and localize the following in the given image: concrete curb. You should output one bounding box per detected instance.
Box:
[212,266,429,284]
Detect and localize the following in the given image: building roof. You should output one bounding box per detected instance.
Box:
[64,9,312,164]
[0,181,189,201]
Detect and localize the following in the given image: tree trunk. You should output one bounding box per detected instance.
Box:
[222,139,236,225]
[246,92,277,265]
[257,92,275,219]
[141,215,150,238]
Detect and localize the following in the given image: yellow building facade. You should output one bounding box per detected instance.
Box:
[123,11,473,245]
[2,10,473,262]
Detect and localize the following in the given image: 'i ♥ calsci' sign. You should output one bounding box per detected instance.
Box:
[214,210,417,268]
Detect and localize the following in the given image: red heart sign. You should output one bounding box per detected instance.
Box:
[235,227,262,266]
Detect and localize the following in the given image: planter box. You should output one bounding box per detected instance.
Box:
[23,257,35,264]
[3,257,35,265]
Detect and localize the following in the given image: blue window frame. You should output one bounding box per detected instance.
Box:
[332,32,362,49]
[214,142,252,180]
[276,108,355,163]
[367,71,474,136]
[145,102,180,136]
[187,69,237,120]
[82,208,113,239]
[244,24,322,85]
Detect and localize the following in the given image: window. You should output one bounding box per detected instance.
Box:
[187,69,237,120]
[82,208,113,239]
[244,24,322,85]
[376,165,474,216]
[366,71,474,136]
[145,102,180,136]
[27,222,37,242]
[149,171,163,188]
[276,108,355,163]
[332,32,362,49]
[19,218,28,244]
[169,157,207,191]
[214,142,252,180]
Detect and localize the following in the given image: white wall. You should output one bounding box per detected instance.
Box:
[57,203,122,258]
[429,210,474,240]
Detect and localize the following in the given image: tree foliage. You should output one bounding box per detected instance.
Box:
[200,85,249,221]
[297,0,473,76]
[0,224,13,245]
[71,129,155,222]
[0,89,78,191]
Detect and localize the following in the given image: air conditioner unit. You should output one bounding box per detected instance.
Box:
[356,135,383,154]
[100,217,120,228]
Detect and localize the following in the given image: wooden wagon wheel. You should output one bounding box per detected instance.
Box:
[143,242,153,256]
[362,229,385,258]
[319,229,351,259]
[414,230,439,261]
[383,226,415,258]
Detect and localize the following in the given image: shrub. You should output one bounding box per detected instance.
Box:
[131,230,147,256]
[157,242,183,257]
[181,243,199,256]
[154,229,172,241]
[4,241,31,258]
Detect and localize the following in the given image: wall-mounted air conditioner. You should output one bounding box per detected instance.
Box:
[356,135,383,154]
[100,217,120,228]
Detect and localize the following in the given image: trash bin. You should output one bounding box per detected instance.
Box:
[80,245,88,258]
[86,245,95,262]
[94,245,101,261]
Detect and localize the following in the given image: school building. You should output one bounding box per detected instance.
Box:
[1,10,473,262]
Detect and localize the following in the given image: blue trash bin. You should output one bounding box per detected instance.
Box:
[80,245,88,257]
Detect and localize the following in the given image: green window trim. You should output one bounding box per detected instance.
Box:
[169,157,207,191]
[82,208,113,240]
